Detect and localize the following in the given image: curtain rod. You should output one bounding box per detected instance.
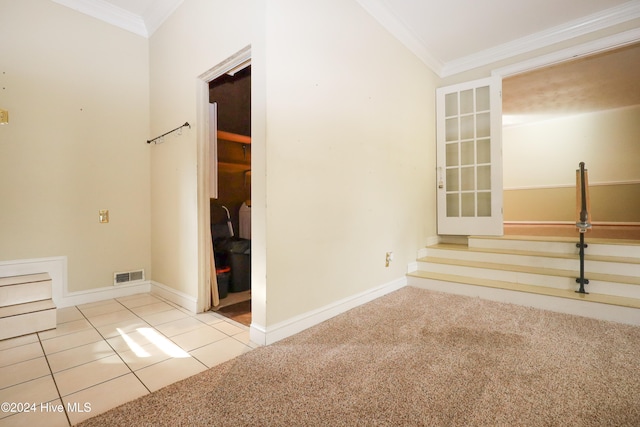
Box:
[147,122,190,144]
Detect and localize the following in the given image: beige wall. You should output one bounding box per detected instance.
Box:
[263,0,437,325]
[148,1,253,301]
[8,0,631,337]
[0,0,150,292]
[503,106,640,222]
[503,106,640,188]
[147,0,438,326]
[505,184,640,222]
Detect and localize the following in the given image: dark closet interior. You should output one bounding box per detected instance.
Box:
[210,66,251,326]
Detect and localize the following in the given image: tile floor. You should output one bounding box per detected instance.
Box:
[0,293,258,426]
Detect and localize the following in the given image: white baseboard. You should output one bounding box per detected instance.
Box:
[407,261,418,273]
[0,256,154,308]
[250,276,407,346]
[426,235,440,247]
[57,281,151,307]
[150,281,198,313]
[410,237,438,271]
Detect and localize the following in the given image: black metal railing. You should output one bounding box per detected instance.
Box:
[576,162,591,294]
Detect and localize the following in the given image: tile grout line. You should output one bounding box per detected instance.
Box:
[1,293,254,424]
[37,307,145,413]
[78,298,154,395]
[36,332,72,427]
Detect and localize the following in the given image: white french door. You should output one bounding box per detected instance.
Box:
[436,76,503,236]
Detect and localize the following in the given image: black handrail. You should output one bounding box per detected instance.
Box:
[576,162,591,294]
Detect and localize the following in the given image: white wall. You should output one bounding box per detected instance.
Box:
[0,0,150,292]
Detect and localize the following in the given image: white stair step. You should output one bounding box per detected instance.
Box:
[426,244,640,277]
[407,271,640,326]
[418,257,640,299]
[0,300,56,340]
[0,273,52,307]
[470,235,640,258]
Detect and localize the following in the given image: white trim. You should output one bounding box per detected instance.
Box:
[425,236,440,247]
[196,46,252,314]
[198,46,251,83]
[249,277,407,346]
[150,280,198,313]
[52,0,148,37]
[56,281,151,308]
[0,256,153,308]
[505,220,640,226]
[407,261,418,273]
[504,180,640,191]
[52,0,184,38]
[492,28,640,78]
[446,4,640,77]
[355,1,640,78]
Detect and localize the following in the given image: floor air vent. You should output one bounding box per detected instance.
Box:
[114,269,145,285]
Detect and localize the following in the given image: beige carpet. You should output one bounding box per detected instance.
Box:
[79,287,640,426]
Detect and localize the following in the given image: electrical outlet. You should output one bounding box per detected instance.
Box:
[0,109,8,125]
[385,251,393,267]
[99,209,109,223]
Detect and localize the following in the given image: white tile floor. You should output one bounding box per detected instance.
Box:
[0,293,257,426]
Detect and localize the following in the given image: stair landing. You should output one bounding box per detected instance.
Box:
[408,235,640,326]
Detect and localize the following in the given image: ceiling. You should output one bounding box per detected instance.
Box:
[53,0,640,117]
[502,42,640,118]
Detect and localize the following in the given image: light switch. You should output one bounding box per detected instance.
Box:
[99,209,109,223]
[0,109,8,125]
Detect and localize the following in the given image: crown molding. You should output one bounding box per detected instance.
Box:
[492,27,640,78]
[356,0,640,78]
[441,1,640,77]
[52,0,184,38]
[52,0,148,37]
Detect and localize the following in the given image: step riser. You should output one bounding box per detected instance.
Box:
[426,248,640,276]
[470,239,578,255]
[0,308,56,341]
[407,276,640,326]
[418,261,640,299]
[470,237,640,258]
[0,280,52,307]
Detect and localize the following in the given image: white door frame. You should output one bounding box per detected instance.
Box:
[195,46,251,313]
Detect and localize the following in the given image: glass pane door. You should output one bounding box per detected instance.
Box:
[436,77,503,236]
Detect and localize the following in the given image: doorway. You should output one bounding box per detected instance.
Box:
[209,65,252,326]
[500,42,640,240]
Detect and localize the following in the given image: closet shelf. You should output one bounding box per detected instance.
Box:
[218,161,251,173]
[217,130,251,145]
